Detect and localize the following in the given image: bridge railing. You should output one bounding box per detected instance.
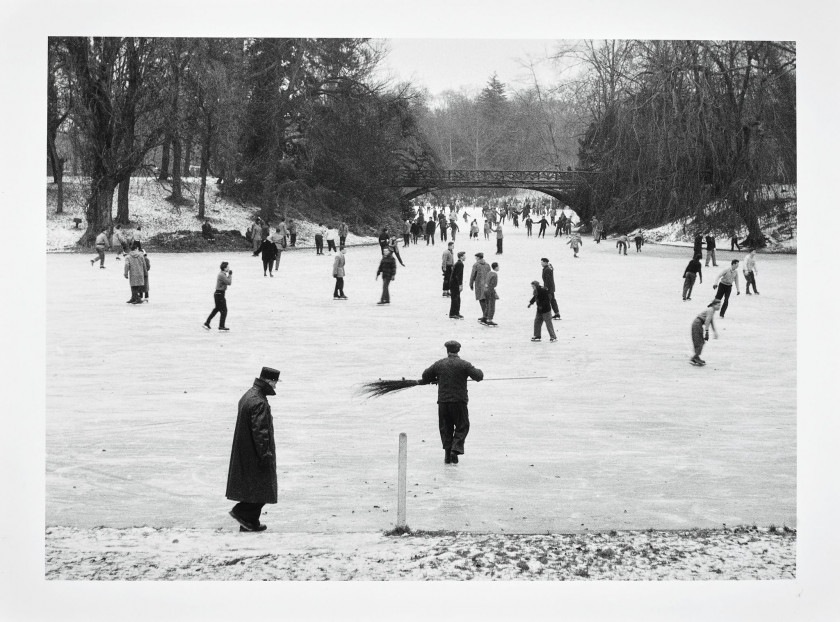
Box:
[396,169,599,186]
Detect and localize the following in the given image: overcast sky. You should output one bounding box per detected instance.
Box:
[375,39,563,95]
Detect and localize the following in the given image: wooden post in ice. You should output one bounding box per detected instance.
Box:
[396,432,407,529]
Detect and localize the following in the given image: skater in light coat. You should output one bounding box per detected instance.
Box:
[469,253,491,321]
[123,241,148,304]
[332,247,347,299]
[567,230,583,257]
[481,263,499,326]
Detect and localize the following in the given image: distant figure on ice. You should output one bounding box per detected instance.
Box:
[592,218,603,244]
[712,259,741,318]
[567,230,583,258]
[418,341,484,465]
[270,226,286,272]
[402,220,411,247]
[387,237,405,267]
[634,230,644,252]
[537,216,548,238]
[493,223,504,254]
[469,252,491,322]
[682,253,703,301]
[425,219,436,246]
[123,241,148,304]
[315,224,325,255]
[743,249,760,295]
[481,262,499,326]
[376,248,397,305]
[141,250,150,302]
[704,233,718,267]
[483,219,492,240]
[326,226,338,254]
[528,281,557,342]
[332,247,347,299]
[131,224,144,252]
[226,366,281,532]
[90,227,111,268]
[470,219,480,239]
[442,241,455,298]
[250,218,263,252]
[288,220,297,247]
[525,216,533,236]
[448,251,466,319]
[253,235,277,277]
[112,224,129,259]
[449,218,459,241]
[693,233,703,258]
[204,261,232,331]
[690,300,721,366]
[730,231,741,251]
[338,221,349,249]
[616,234,628,255]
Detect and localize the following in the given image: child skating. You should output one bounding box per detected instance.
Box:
[690,299,721,366]
[567,230,583,257]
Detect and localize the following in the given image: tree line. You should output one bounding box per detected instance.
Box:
[48,37,438,245]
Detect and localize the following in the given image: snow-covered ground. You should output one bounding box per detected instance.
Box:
[45,205,796,580]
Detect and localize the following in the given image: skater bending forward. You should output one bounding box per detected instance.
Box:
[419,341,484,464]
[690,299,720,366]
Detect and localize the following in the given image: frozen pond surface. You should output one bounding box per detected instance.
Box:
[46,212,796,533]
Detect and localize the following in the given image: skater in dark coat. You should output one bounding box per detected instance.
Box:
[528,281,557,342]
[682,253,703,300]
[376,249,397,304]
[226,367,281,532]
[425,219,436,245]
[253,237,277,277]
[418,341,484,464]
[449,252,466,319]
[541,258,561,319]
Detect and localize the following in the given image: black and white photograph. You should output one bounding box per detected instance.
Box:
[2,0,839,620]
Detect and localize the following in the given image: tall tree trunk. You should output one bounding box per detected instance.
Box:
[197,115,212,219]
[182,133,192,176]
[171,137,183,201]
[55,160,65,214]
[116,176,131,224]
[80,176,116,245]
[159,137,171,180]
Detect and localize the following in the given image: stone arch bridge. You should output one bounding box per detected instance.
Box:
[393,169,600,202]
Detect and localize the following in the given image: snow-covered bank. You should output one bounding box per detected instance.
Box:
[45,525,795,580]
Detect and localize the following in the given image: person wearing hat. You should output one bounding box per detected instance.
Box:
[690,299,721,366]
[541,258,561,320]
[469,252,491,322]
[441,242,455,298]
[419,341,484,464]
[226,367,281,531]
[448,251,466,319]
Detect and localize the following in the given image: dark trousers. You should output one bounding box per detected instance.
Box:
[683,272,697,299]
[438,402,470,455]
[381,276,391,303]
[206,291,227,328]
[440,228,447,241]
[715,283,733,316]
[443,266,452,292]
[526,225,532,236]
[327,240,337,252]
[538,226,546,238]
[290,233,296,246]
[403,233,410,246]
[549,292,560,316]
[94,247,106,267]
[635,240,642,252]
[745,271,758,293]
[534,311,556,339]
[449,287,461,316]
[691,317,705,356]
[231,501,265,525]
[262,258,273,275]
[496,238,503,254]
[334,277,344,297]
[339,236,346,248]
[129,285,144,303]
[731,237,740,251]
[315,235,323,254]
[479,298,487,319]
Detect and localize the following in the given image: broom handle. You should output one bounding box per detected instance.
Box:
[470,376,548,382]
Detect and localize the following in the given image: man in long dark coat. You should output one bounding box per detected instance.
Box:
[448,252,465,319]
[226,367,280,532]
[419,341,484,464]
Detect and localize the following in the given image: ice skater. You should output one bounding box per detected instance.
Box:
[112,224,128,260]
[425,219,436,245]
[541,258,561,319]
[525,216,533,236]
[418,341,484,464]
[338,221,349,249]
[141,250,150,302]
[712,259,741,318]
[690,299,721,366]
[537,215,548,238]
[616,234,628,255]
[253,235,277,277]
[204,261,232,331]
[376,248,397,305]
[270,226,286,272]
[326,225,338,254]
[226,366,281,532]
[493,223,503,254]
[123,241,148,304]
[332,247,347,299]
[567,230,583,257]
[470,219,479,239]
[288,220,297,247]
[528,281,557,342]
[634,230,644,252]
[704,233,718,267]
[743,249,759,295]
[469,252,491,322]
[442,241,455,297]
[315,224,325,255]
[89,227,111,268]
[448,251,466,319]
[481,262,499,326]
[682,253,703,300]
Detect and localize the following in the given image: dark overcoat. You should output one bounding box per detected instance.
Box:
[225,379,278,504]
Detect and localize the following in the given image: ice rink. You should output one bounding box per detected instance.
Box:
[46,213,796,533]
